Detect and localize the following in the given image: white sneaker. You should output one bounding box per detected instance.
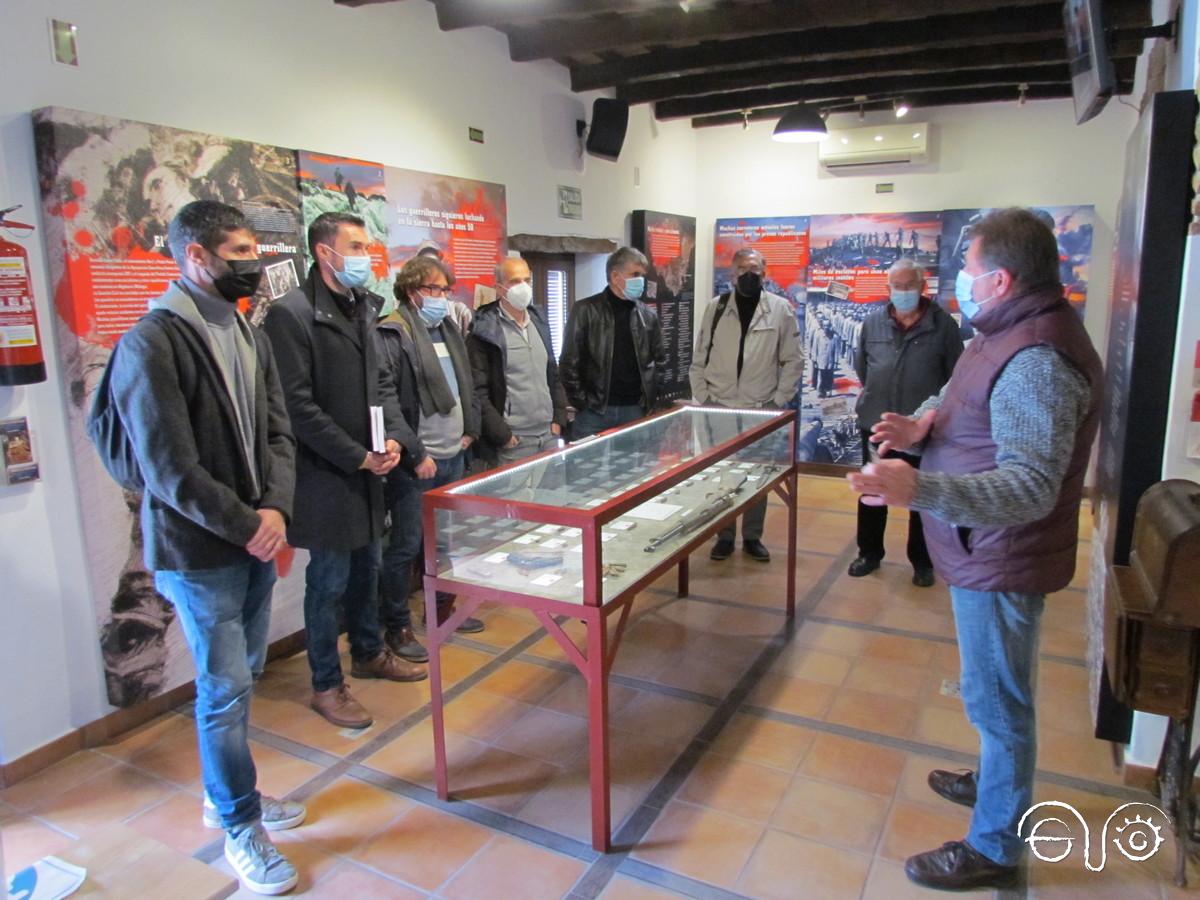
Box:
[224,823,298,896]
[204,794,306,831]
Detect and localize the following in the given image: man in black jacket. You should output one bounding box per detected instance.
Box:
[110,201,300,895]
[559,247,666,439]
[468,256,568,466]
[849,257,963,586]
[263,212,425,733]
[376,255,483,659]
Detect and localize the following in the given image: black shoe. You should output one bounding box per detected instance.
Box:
[455,616,485,634]
[710,539,734,561]
[912,567,936,588]
[928,769,977,808]
[905,840,1018,891]
[385,627,429,663]
[847,555,881,577]
[743,540,770,562]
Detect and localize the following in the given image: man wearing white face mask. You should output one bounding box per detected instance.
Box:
[468,256,568,465]
[560,246,666,439]
[849,257,962,585]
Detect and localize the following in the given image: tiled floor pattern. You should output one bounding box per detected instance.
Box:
[2,475,1192,898]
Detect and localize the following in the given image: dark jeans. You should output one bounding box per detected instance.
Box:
[381,452,465,632]
[155,559,274,830]
[718,496,767,544]
[856,429,931,569]
[572,404,643,440]
[304,541,384,692]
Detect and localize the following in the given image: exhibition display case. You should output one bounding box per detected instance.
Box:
[421,405,799,851]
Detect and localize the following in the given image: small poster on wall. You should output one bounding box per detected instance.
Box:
[1,417,39,484]
[632,210,696,400]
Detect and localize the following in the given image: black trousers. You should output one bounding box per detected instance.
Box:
[856,429,932,569]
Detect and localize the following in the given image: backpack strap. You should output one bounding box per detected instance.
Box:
[704,292,732,367]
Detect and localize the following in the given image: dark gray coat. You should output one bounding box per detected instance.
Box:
[109,286,295,571]
[262,266,408,551]
[855,300,964,430]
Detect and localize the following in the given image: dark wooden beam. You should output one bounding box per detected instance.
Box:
[617,39,1141,105]
[333,0,401,6]
[510,0,1057,62]
[654,64,1076,120]
[689,80,1134,128]
[570,0,1150,91]
[433,0,682,30]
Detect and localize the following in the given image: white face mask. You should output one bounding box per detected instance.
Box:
[504,281,533,310]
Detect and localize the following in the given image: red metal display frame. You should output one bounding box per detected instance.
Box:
[422,406,798,851]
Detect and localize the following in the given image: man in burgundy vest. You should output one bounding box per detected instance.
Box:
[849,208,1102,891]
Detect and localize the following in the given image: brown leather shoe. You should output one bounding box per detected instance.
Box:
[928,769,977,808]
[385,627,429,663]
[310,684,373,729]
[350,648,428,683]
[905,840,1018,891]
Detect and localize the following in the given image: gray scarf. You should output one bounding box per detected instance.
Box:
[397,303,464,417]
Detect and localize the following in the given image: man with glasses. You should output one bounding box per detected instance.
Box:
[689,247,804,563]
[560,246,666,439]
[377,255,484,658]
[264,212,426,733]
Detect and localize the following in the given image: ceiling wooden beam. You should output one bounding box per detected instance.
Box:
[433,0,683,30]
[689,80,1134,128]
[655,64,1080,120]
[570,0,1150,91]
[509,0,1057,62]
[333,0,401,6]
[617,39,1142,104]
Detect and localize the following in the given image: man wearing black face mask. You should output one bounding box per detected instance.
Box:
[690,247,804,563]
[107,201,302,895]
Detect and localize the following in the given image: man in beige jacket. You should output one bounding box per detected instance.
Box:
[690,248,805,563]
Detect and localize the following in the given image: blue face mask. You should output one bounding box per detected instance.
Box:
[954,268,999,321]
[622,276,645,300]
[890,289,920,313]
[418,294,449,327]
[328,248,372,289]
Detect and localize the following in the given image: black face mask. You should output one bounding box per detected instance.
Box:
[207,255,263,303]
[736,271,762,297]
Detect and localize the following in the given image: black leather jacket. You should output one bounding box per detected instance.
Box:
[559,288,667,414]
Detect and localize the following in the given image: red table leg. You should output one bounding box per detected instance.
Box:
[678,557,689,598]
[426,582,449,800]
[786,470,797,617]
[585,605,612,852]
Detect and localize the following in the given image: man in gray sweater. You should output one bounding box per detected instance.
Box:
[110,202,303,895]
[848,208,1102,892]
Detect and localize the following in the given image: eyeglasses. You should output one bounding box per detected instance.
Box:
[418,284,452,297]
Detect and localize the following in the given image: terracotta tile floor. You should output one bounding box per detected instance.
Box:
[1,475,1183,898]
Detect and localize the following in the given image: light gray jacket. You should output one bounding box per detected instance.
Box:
[689,290,805,408]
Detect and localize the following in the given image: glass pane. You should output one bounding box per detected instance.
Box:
[433,406,792,604]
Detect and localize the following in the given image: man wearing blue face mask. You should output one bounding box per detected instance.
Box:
[848,209,1102,891]
[377,255,483,650]
[849,257,962,586]
[264,212,427,733]
[560,246,667,439]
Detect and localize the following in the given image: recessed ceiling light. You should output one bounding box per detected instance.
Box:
[840,137,849,145]
[874,135,883,141]
[912,132,921,139]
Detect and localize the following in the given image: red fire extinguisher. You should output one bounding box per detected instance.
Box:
[0,205,47,386]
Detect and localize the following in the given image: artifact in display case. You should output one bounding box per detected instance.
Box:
[421,405,799,851]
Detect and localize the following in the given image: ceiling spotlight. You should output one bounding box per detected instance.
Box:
[771,102,829,143]
[741,109,750,131]
[679,0,691,10]
[894,98,910,118]
[1018,82,1029,106]
[912,132,921,139]
[874,134,883,141]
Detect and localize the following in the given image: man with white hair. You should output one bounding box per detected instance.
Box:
[849,257,962,586]
[690,247,804,563]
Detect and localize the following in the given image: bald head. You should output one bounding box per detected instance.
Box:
[496,257,532,293]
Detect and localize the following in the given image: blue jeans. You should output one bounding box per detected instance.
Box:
[154,559,275,831]
[304,541,384,692]
[951,586,1045,866]
[381,452,465,632]
[572,404,643,440]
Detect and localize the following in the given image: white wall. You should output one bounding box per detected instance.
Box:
[693,99,1137,350]
[0,0,697,764]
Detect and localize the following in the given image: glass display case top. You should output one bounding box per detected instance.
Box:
[447,406,789,509]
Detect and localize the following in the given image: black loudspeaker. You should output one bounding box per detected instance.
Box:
[585,98,629,161]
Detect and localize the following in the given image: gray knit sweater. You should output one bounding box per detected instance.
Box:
[910,347,1092,528]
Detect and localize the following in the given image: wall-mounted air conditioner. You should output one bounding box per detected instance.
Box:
[818,122,930,169]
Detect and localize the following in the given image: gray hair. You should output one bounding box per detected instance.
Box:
[732,247,765,267]
[887,257,922,278]
[606,246,648,279]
